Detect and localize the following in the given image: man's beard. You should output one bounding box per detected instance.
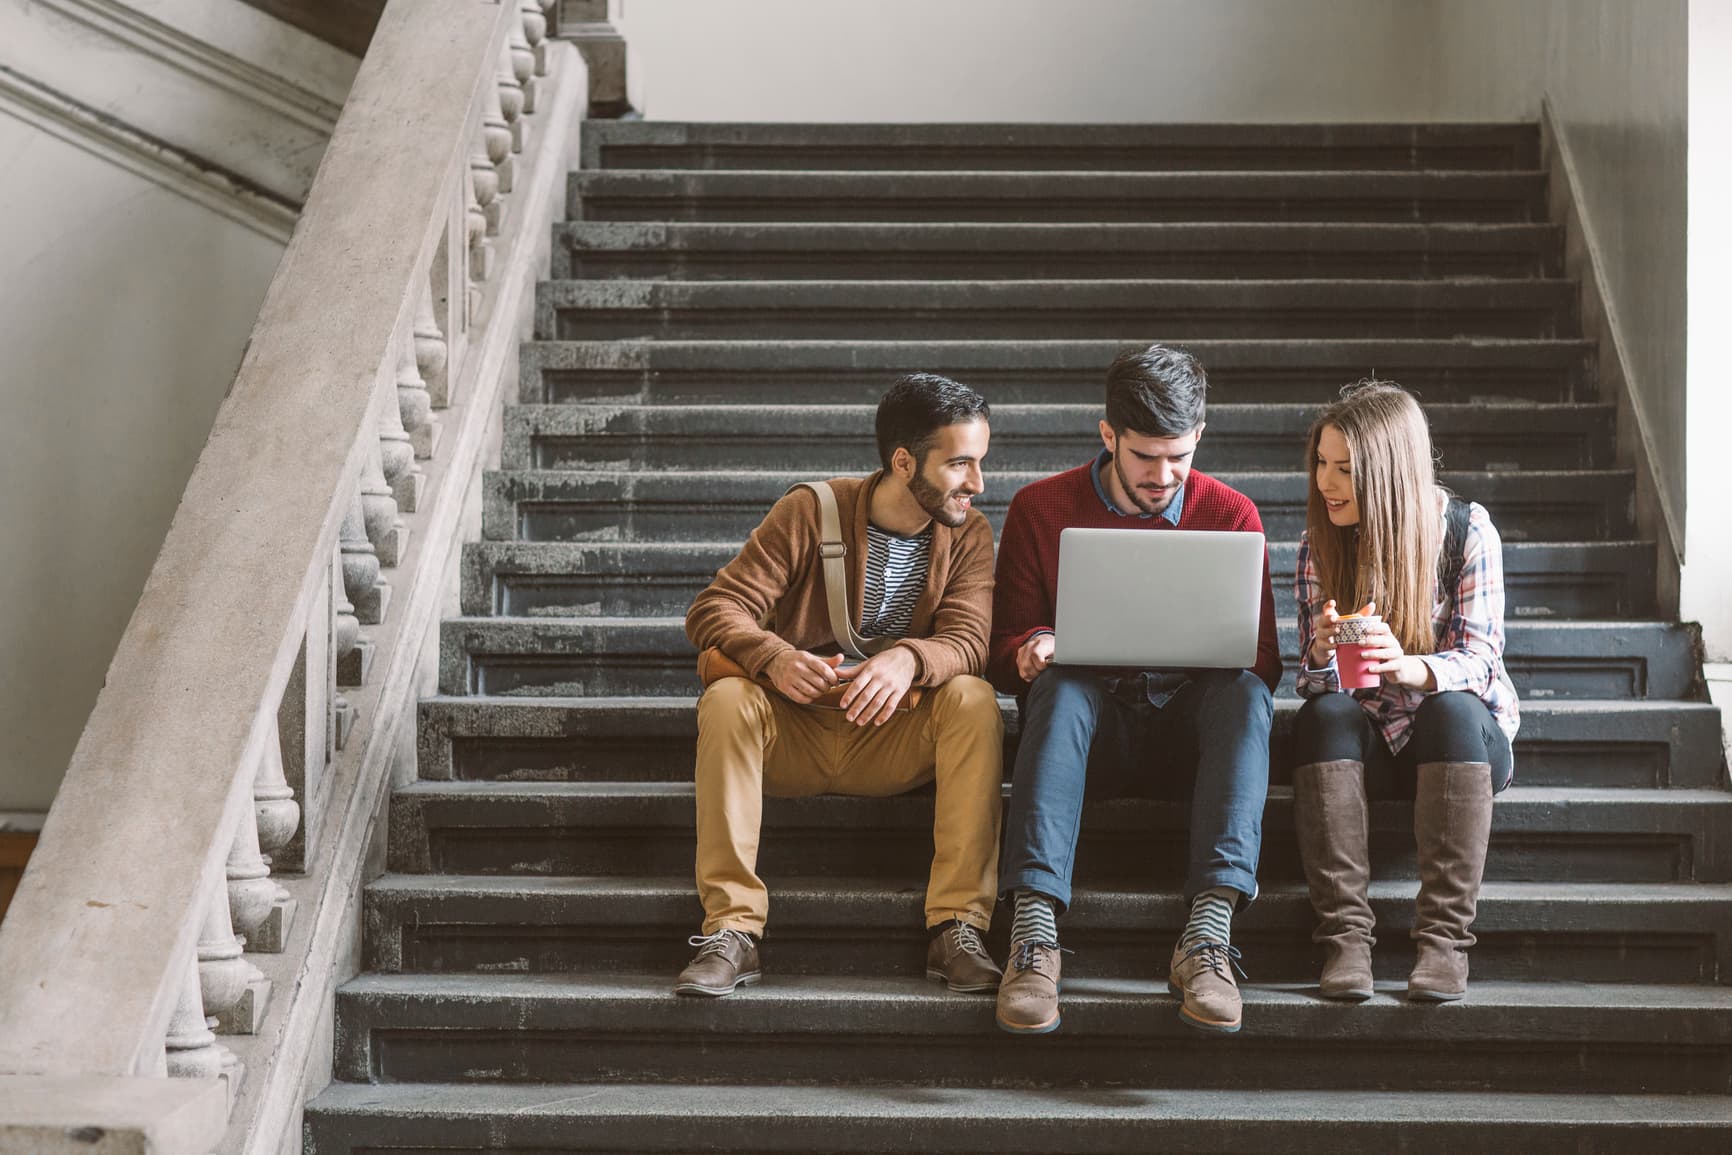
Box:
[909,468,969,527]
[1114,452,1179,515]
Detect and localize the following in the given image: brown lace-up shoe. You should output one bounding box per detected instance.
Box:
[673,929,761,997]
[1167,939,1246,1034]
[925,922,1003,993]
[995,939,1062,1034]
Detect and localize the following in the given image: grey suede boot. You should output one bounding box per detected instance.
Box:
[1293,760,1377,1000]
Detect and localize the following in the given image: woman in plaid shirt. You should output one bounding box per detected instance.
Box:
[1290,382,1519,1005]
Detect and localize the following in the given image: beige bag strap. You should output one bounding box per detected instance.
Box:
[794,481,895,660]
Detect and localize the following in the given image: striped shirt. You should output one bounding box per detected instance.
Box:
[860,523,932,639]
[1294,499,1521,765]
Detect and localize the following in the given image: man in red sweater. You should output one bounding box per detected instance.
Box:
[990,344,1281,1038]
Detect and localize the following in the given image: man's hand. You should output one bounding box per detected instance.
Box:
[838,646,918,726]
[765,650,845,704]
[1015,632,1057,683]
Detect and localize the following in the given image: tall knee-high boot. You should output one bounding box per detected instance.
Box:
[1292,760,1376,1000]
[1409,761,1494,1001]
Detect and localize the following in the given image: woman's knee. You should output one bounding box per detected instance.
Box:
[1408,692,1494,762]
[1292,693,1368,766]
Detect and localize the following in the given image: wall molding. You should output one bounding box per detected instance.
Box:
[40,0,345,135]
[1540,99,1684,610]
[0,66,296,244]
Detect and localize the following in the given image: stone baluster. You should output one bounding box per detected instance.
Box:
[347,478,391,636]
[467,154,494,298]
[196,863,255,1033]
[499,42,527,154]
[226,799,277,949]
[254,717,301,862]
[377,369,422,515]
[332,541,361,738]
[397,332,438,463]
[165,950,235,1092]
[482,81,514,208]
[415,280,450,409]
[508,19,537,119]
[362,418,409,575]
[521,0,549,78]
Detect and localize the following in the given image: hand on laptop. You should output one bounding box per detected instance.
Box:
[1016,633,1057,682]
[766,650,846,704]
[839,646,918,726]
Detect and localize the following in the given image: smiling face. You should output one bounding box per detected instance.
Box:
[1098,421,1202,516]
[1314,422,1360,526]
[899,418,989,528]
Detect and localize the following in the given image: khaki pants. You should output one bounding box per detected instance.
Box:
[694,674,1004,937]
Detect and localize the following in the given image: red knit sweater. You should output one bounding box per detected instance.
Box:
[988,461,1284,695]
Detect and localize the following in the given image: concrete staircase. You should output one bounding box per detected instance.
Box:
[304,122,1732,1152]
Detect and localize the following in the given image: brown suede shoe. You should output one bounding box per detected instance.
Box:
[995,939,1062,1034]
[674,930,761,997]
[925,923,1003,993]
[1167,939,1246,1034]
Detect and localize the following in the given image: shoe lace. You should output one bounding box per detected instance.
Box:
[1009,938,1069,972]
[687,929,749,960]
[946,923,990,959]
[1181,940,1248,982]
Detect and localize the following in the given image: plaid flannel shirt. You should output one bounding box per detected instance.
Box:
[1294,500,1521,763]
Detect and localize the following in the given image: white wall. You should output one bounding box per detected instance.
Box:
[1425,0,1688,555]
[617,0,1438,122]
[0,118,285,814]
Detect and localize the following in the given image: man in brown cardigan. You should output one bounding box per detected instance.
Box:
[679,374,1004,997]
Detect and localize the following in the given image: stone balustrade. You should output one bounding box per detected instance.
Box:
[0,0,582,1150]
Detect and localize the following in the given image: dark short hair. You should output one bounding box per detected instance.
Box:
[874,373,990,470]
[1104,344,1207,437]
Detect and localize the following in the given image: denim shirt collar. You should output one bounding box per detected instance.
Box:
[1091,449,1184,526]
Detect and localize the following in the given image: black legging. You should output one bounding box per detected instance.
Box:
[1291,691,1513,799]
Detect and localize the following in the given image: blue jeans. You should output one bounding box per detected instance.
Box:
[999,666,1274,913]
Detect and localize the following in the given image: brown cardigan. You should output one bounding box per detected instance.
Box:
[685,471,995,687]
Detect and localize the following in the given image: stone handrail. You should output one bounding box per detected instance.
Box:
[0,0,578,1148]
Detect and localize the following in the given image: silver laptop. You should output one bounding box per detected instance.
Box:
[1052,528,1265,668]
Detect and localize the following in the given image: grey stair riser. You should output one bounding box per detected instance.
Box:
[301,1081,1732,1155]
[568,171,1548,224]
[522,338,1594,405]
[552,222,1561,281]
[417,699,1727,790]
[537,281,1577,343]
[581,121,1542,172]
[438,619,1695,701]
[482,470,1633,545]
[389,793,1732,885]
[330,975,1732,1093]
[464,541,1656,621]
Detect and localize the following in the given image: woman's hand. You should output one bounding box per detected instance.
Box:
[1357,614,1436,690]
[1307,599,1342,668]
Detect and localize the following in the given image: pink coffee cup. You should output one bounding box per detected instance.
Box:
[1333,615,1381,690]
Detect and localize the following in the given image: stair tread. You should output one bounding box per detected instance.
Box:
[304,1079,1732,1126]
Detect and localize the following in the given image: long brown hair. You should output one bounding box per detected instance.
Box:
[1304,381,1443,655]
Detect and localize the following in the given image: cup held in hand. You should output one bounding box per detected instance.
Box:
[1333,614,1381,690]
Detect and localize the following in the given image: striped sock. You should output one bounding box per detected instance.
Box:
[1180,887,1238,952]
[1010,890,1059,947]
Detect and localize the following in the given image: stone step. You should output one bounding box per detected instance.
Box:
[462,539,1656,621]
[501,401,1614,472]
[329,972,1732,1094]
[568,169,1549,224]
[387,782,1732,886]
[521,338,1594,405]
[437,617,1697,702]
[303,1081,1732,1155]
[535,278,1578,342]
[415,696,1726,790]
[358,876,1732,986]
[580,119,1542,172]
[552,221,1563,281]
[481,468,1633,544]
